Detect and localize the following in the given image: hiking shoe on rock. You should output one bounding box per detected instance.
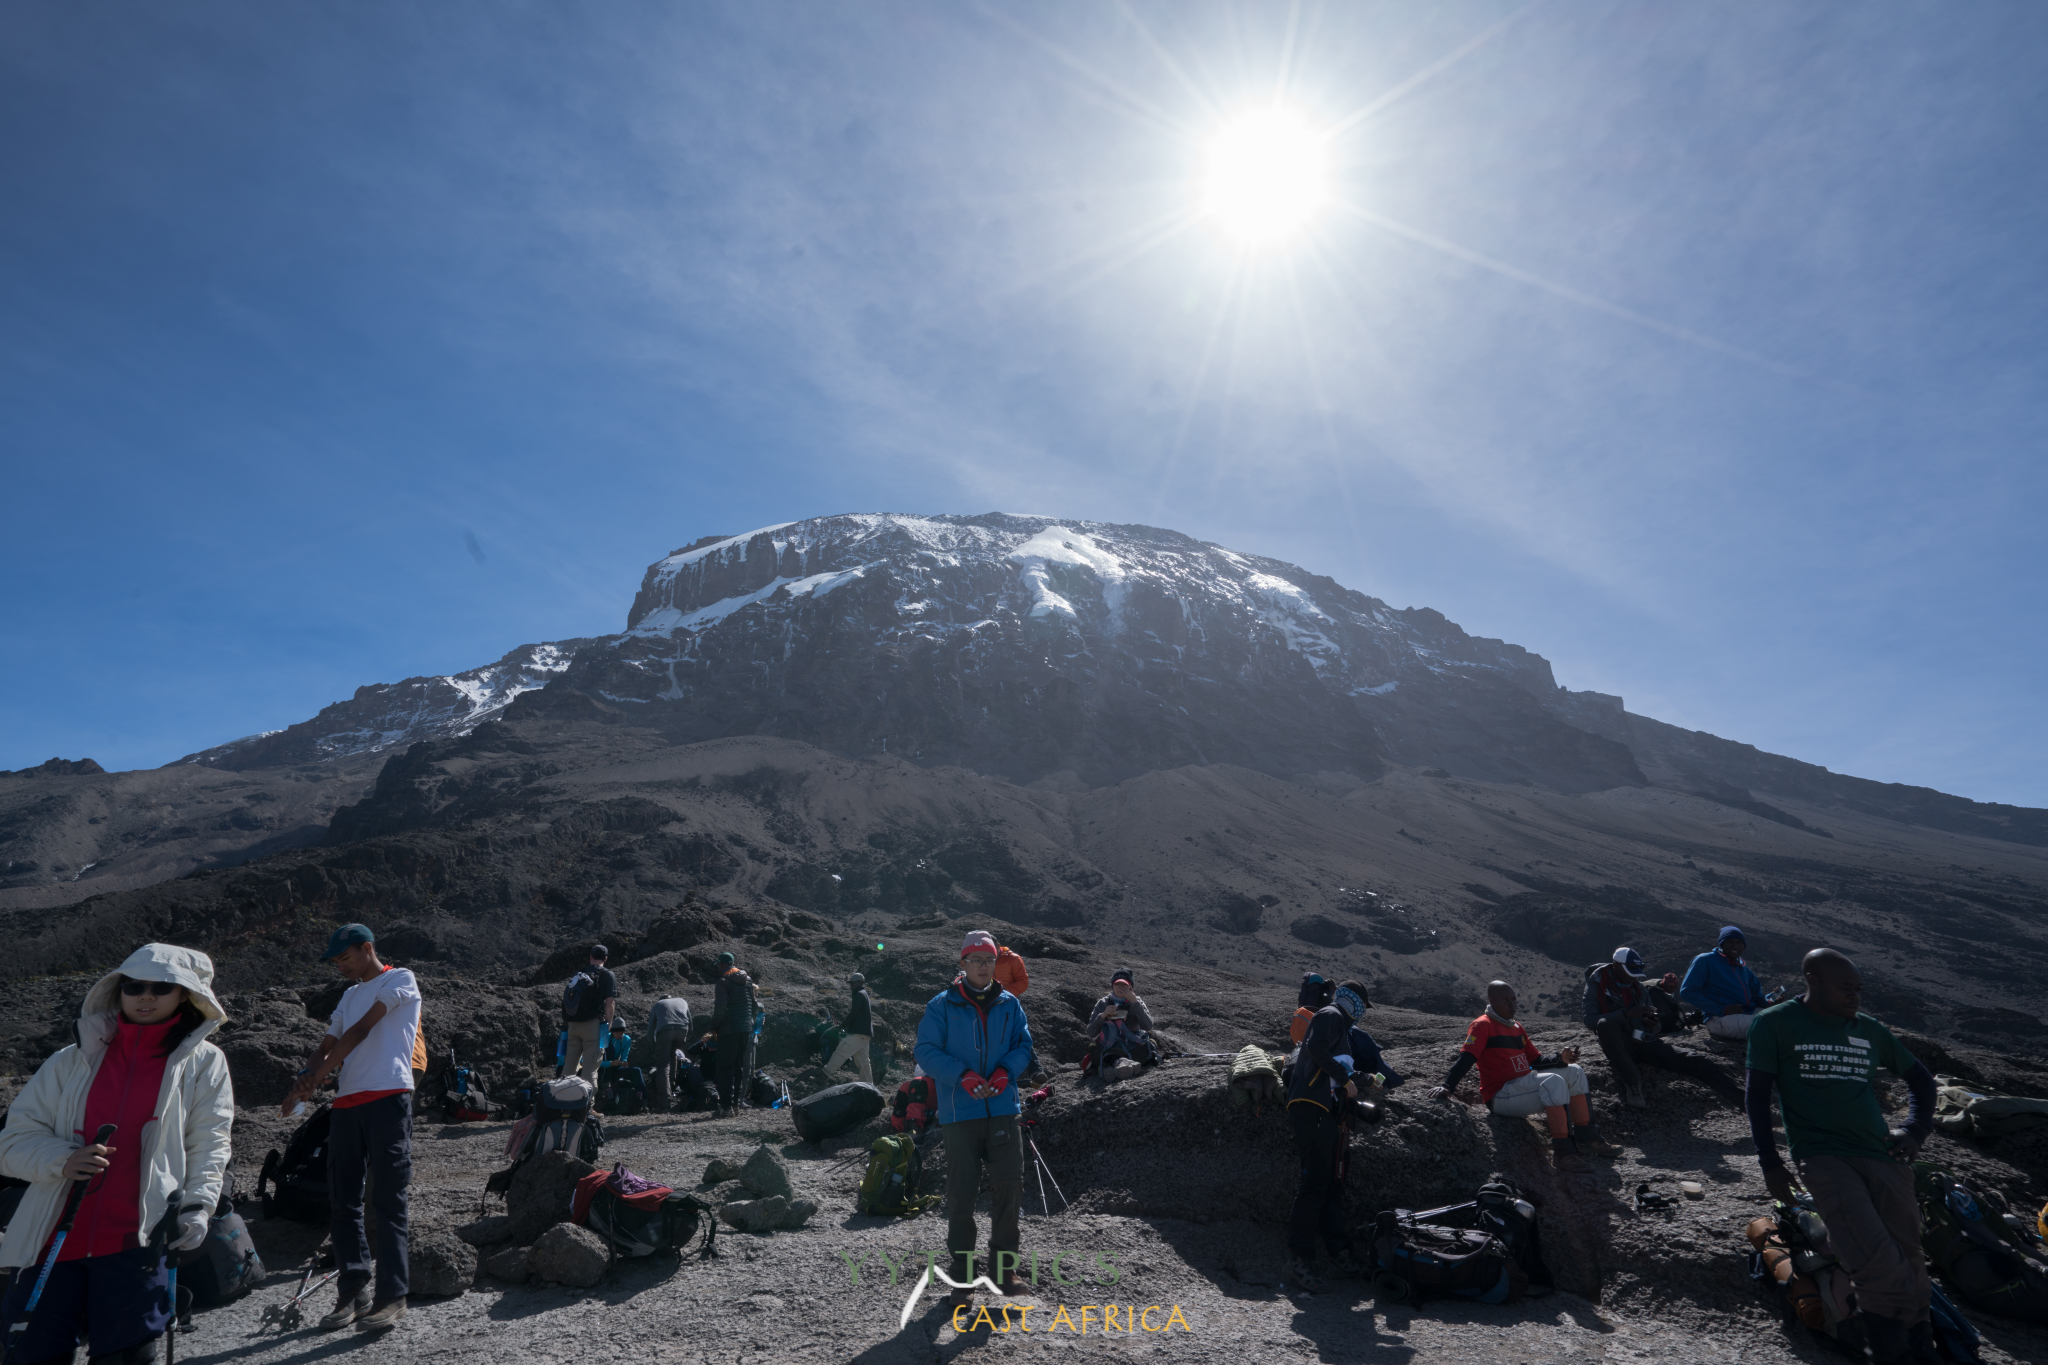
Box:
[1551,1137,1592,1174]
[355,1298,407,1333]
[947,1287,975,1311]
[1621,1083,1647,1109]
[998,1274,1030,1296]
[1282,1257,1326,1293]
[319,1276,372,1331]
[1576,1126,1623,1158]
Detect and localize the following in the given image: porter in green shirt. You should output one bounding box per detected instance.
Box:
[1746,996,1919,1163]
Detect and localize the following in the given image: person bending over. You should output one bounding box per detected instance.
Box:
[823,973,876,1085]
[1585,947,1742,1110]
[1429,980,1621,1174]
[1281,981,1377,1290]
[1748,949,1938,1365]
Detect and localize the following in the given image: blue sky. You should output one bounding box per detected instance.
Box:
[4,2,2044,806]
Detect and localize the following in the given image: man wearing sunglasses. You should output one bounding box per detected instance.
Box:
[282,924,422,1335]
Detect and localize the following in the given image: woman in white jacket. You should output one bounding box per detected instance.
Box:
[0,944,235,1365]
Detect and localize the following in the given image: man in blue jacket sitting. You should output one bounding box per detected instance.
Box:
[1680,926,1772,1041]
[915,930,1035,1308]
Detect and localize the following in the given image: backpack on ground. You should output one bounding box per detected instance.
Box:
[1390,1179,1553,1295]
[178,1170,266,1308]
[601,1066,647,1117]
[256,1104,333,1224]
[671,1053,712,1112]
[1934,1077,2048,1141]
[856,1132,941,1217]
[572,1164,713,1262]
[486,1076,605,1196]
[1369,1210,1522,1305]
[508,1077,542,1121]
[749,1070,782,1109]
[1743,1201,1861,1349]
[792,1081,885,1142]
[438,1053,492,1122]
[1915,1162,2048,1322]
[1229,1045,1284,1112]
[815,1021,848,1067]
[890,1076,937,1134]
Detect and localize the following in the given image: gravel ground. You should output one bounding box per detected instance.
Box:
[176,1071,2047,1365]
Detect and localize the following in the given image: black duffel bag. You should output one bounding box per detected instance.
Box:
[791,1081,885,1142]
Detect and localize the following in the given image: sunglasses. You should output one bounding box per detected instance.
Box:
[120,980,180,998]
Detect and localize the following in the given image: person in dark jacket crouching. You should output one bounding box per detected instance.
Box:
[914,931,1034,1309]
[1282,980,1375,1290]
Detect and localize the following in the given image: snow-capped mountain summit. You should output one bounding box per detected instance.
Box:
[169,512,2047,844]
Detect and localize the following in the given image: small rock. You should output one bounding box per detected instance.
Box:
[703,1157,743,1185]
[409,1230,477,1298]
[739,1144,792,1199]
[779,1197,819,1230]
[528,1223,609,1288]
[455,1214,513,1247]
[719,1195,790,1234]
[482,1246,532,1283]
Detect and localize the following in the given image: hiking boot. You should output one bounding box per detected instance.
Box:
[1551,1136,1592,1174]
[946,1287,975,1311]
[1621,1083,1647,1109]
[319,1275,372,1331]
[1862,1312,1913,1364]
[1282,1256,1326,1293]
[1575,1125,1623,1159]
[354,1298,407,1333]
[998,1273,1030,1296]
[1905,1320,1942,1364]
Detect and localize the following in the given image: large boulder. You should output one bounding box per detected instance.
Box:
[210,996,328,1106]
[529,1223,608,1288]
[739,1144,792,1199]
[408,1230,476,1297]
[505,1150,596,1246]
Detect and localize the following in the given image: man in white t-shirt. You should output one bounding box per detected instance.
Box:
[283,923,423,1335]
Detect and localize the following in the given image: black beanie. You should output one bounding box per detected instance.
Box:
[1112,967,1134,986]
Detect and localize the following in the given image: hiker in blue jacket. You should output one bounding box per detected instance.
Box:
[1680,927,1772,1040]
[915,930,1034,1308]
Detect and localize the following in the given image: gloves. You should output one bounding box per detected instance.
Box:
[169,1207,209,1253]
[959,1070,987,1096]
[986,1068,1010,1096]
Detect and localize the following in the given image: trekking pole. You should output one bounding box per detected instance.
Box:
[5,1123,116,1365]
[1026,1138,1069,1214]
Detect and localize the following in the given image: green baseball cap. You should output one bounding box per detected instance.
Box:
[320,923,375,961]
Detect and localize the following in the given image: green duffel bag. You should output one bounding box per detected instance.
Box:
[1933,1077,2048,1140]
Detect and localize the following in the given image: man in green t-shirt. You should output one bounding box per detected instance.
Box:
[1747,948,1939,1365]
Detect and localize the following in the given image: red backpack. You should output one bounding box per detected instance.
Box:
[890,1076,937,1133]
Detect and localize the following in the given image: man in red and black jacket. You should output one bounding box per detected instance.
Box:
[1584,948,1742,1112]
[1429,980,1622,1174]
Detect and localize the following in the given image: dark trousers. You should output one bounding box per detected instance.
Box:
[329,1092,412,1305]
[648,1025,690,1108]
[1799,1155,1930,1322]
[713,1032,755,1108]
[0,1247,168,1361]
[1287,1103,1351,1260]
[942,1116,1023,1283]
[1592,1018,1741,1103]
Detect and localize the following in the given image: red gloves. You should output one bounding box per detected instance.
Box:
[959,1069,1011,1097]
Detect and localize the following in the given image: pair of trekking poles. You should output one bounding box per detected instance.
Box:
[4,1126,204,1365]
[3,1126,196,1365]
